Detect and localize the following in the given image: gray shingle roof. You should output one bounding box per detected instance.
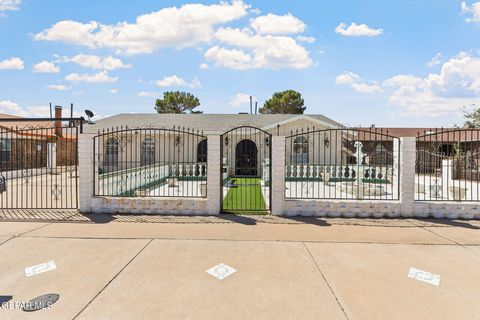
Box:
[85,113,343,134]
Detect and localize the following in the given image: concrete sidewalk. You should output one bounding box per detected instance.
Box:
[0,215,479,320]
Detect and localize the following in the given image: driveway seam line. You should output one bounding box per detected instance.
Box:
[406,220,464,246]
[17,234,470,246]
[303,242,350,320]
[72,238,154,320]
[0,222,53,247]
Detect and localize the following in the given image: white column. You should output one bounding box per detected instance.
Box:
[271,136,286,216]
[441,159,453,199]
[78,133,95,213]
[400,137,416,217]
[207,135,220,215]
[47,143,57,174]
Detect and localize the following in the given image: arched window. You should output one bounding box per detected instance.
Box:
[293,136,309,163]
[374,143,387,164]
[104,138,118,172]
[197,139,207,163]
[141,137,156,166]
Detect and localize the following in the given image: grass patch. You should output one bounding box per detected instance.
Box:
[222,177,268,213]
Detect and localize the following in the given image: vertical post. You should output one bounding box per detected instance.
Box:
[271,136,285,216]
[207,135,220,215]
[400,137,416,217]
[79,132,95,213]
[47,143,57,174]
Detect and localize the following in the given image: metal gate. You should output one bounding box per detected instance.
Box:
[0,117,82,209]
[220,126,271,213]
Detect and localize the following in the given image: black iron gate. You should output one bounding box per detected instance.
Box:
[220,126,271,213]
[0,117,82,209]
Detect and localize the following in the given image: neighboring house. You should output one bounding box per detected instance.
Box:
[0,112,77,171]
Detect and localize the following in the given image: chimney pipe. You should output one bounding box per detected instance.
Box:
[249,96,252,114]
[255,101,258,114]
[54,105,62,137]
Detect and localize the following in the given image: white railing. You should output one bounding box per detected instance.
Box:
[285,164,395,182]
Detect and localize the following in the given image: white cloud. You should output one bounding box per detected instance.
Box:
[335,71,360,84]
[336,71,382,93]
[384,52,480,116]
[229,93,255,107]
[0,0,21,12]
[34,1,250,55]
[155,75,201,88]
[109,88,118,94]
[205,27,313,70]
[199,63,209,70]
[59,54,131,70]
[350,83,382,93]
[65,71,118,83]
[249,13,306,35]
[427,52,442,67]
[383,74,423,87]
[33,60,60,73]
[47,84,71,91]
[296,35,316,43]
[0,100,50,117]
[0,57,24,70]
[462,1,480,22]
[335,22,383,37]
[138,91,157,97]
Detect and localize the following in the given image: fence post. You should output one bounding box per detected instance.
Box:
[400,137,416,217]
[271,136,285,216]
[78,132,94,213]
[207,135,220,215]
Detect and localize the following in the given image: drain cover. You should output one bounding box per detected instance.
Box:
[22,293,59,312]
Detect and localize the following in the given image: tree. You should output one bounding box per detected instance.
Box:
[155,91,202,114]
[259,90,306,114]
[463,104,479,128]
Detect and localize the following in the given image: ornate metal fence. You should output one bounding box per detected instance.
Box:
[93,126,207,198]
[416,128,480,201]
[285,128,400,200]
[0,118,81,209]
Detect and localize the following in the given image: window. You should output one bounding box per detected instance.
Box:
[374,143,387,164]
[0,138,11,162]
[293,136,309,163]
[197,139,207,163]
[141,137,156,166]
[103,138,118,172]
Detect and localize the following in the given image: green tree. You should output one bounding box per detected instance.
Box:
[259,90,306,114]
[463,104,480,128]
[155,91,202,114]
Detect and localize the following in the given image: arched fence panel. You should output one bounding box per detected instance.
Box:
[416,128,480,201]
[93,126,207,198]
[285,128,400,200]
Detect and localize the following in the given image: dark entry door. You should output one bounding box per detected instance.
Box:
[220,126,271,213]
[235,139,257,176]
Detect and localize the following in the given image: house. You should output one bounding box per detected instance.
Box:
[0,109,77,172]
[87,113,343,174]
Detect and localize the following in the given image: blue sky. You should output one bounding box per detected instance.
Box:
[1,0,480,127]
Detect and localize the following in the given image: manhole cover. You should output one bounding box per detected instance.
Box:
[22,293,59,312]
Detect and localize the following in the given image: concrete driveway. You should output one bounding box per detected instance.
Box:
[0,214,479,320]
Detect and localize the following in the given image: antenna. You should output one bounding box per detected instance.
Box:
[85,109,95,124]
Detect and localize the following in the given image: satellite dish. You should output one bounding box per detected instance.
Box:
[85,109,95,124]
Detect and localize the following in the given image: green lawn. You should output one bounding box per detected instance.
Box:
[222,177,268,213]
